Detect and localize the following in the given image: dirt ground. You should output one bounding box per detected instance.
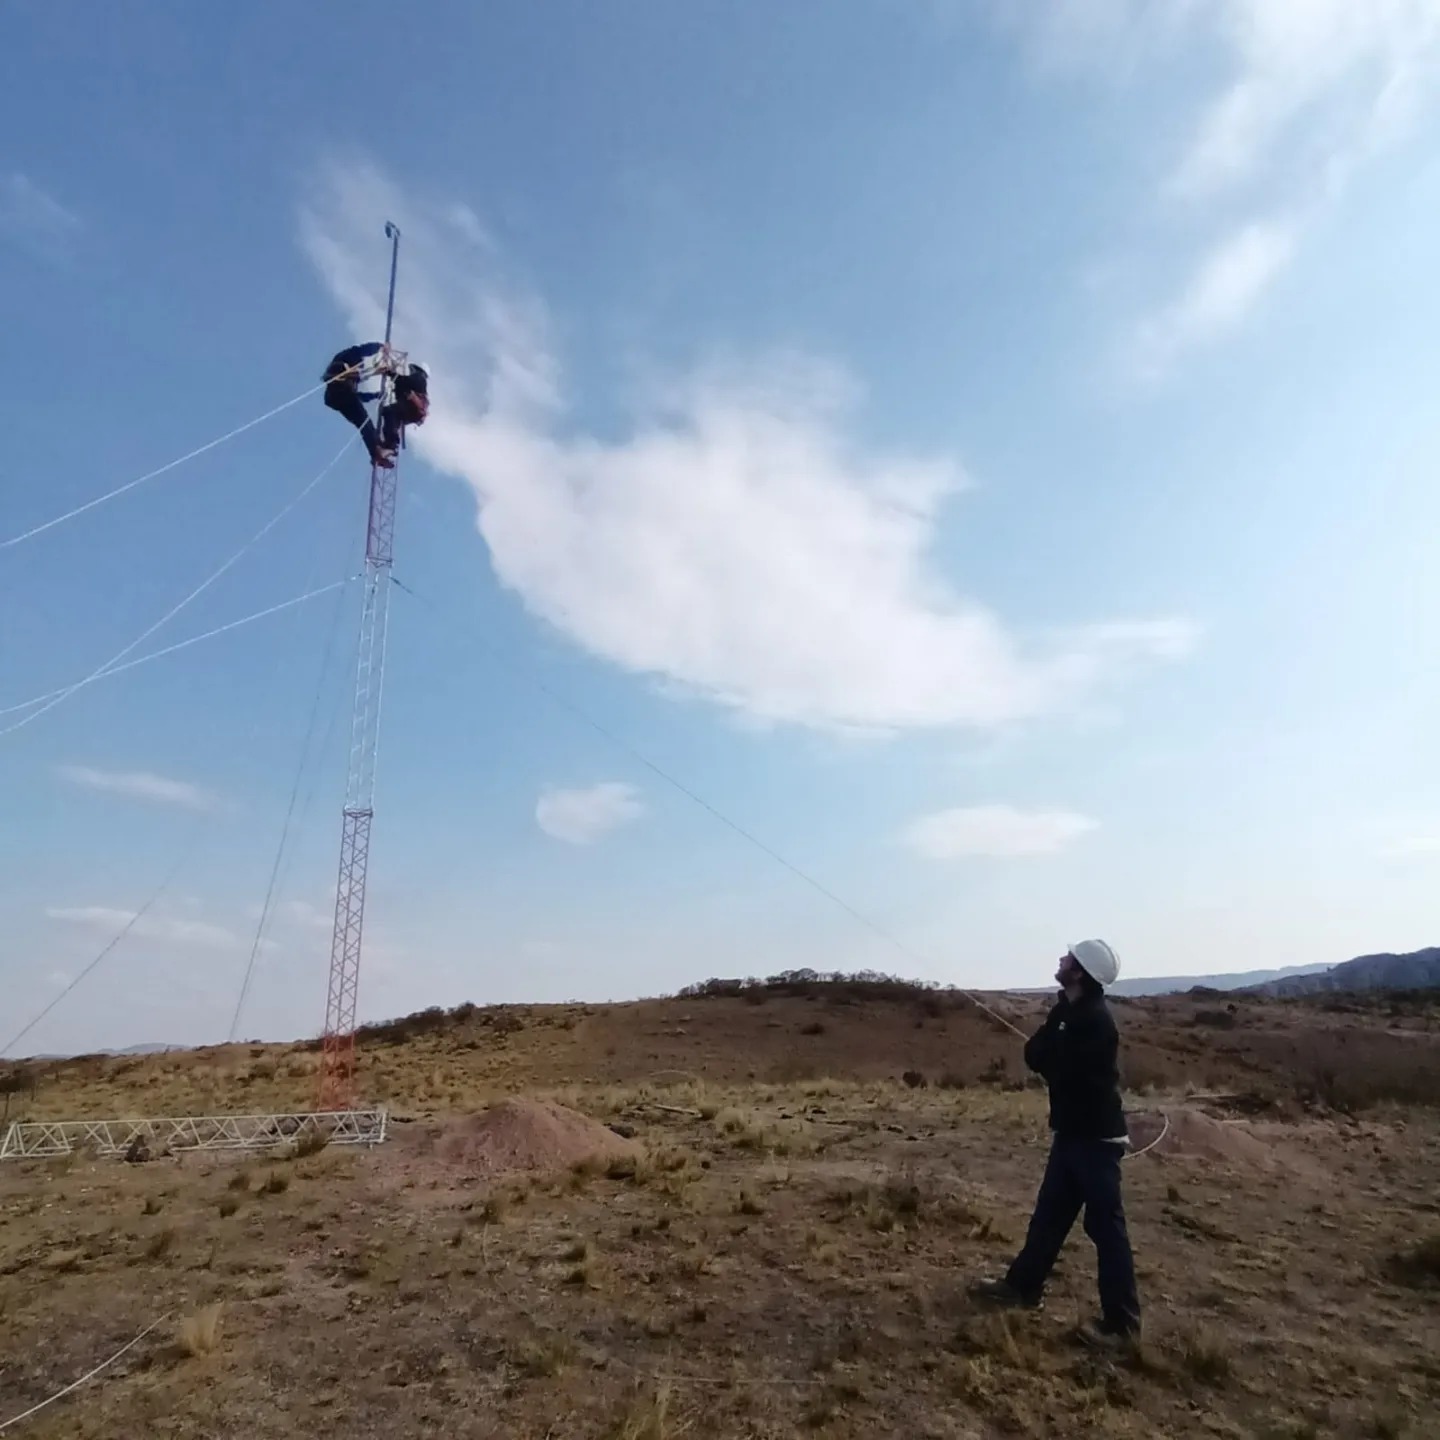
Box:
[2,987,1438,1438]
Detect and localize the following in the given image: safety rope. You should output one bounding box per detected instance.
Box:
[1124,1109,1171,1161]
[0,436,356,738]
[0,580,354,718]
[390,576,1027,1041]
[228,576,352,1041]
[0,1312,173,1433]
[1,829,204,1058]
[0,371,364,552]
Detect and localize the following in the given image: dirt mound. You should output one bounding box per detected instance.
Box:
[1129,1106,1280,1170]
[433,1097,640,1178]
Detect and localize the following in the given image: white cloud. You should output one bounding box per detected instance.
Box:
[1015,2,1440,371]
[1165,0,1440,203]
[899,804,1098,859]
[301,161,1193,734]
[1134,218,1298,373]
[57,764,219,812]
[0,173,81,258]
[536,782,645,845]
[46,906,241,950]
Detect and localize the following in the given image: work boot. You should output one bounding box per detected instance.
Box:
[1077,1317,1140,1353]
[969,1277,1043,1311]
[370,445,396,470]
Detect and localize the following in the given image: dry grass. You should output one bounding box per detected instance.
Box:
[1175,1326,1232,1386]
[177,1303,224,1358]
[511,1332,575,1377]
[292,1128,331,1159]
[607,1381,681,1440]
[2,990,1437,1439]
[143,1225,176,1261]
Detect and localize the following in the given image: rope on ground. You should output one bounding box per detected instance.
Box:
[0,376,345,552]
[390,575,1028,1042]
[1125,1109,1170,1161]
[0,579,355,718]
[0,1311,172,1434]
[0,436,356,738]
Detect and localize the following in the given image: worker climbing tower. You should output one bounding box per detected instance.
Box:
[318,221,404,1112]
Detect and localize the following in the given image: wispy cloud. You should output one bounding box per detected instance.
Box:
[1013,1,1440,372]
[1134,218,1298,375]
[899,804,1098,859]
[57,764,219,813]
[0,173,81,259]
[1164,0,1440,204]
[46,906,241,950]
[536,782,645,845]
[301,161,1193,734]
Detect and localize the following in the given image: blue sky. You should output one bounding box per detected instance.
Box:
[4,1,1440,1054]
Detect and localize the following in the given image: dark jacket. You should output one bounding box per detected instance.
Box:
[1022,991,1127,1140]
[323,342,385,401]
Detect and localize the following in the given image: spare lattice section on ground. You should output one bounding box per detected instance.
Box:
[0,1108,388,1159]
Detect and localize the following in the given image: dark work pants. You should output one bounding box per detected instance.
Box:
[324,381,382,458]
[1006,1135,1141,1332]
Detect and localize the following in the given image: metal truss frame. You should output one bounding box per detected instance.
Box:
[0,1108,388,1160]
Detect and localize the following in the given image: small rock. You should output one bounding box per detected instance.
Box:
[608,1123,637,1140]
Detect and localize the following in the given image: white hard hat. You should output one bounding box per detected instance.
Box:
[1069,938,1120,987]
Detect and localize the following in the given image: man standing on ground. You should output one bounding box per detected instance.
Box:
[972,939,1142,1349]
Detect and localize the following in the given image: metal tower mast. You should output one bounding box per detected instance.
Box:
[318,221,403,1112]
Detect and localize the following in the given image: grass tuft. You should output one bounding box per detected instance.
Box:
[512,1333,575,1377]
[177,1302,223,1358]
[1175,1327,1231,1386]
[144,1226,176,1261]
[607,1381,677,1440]
[292,1128,331,1159]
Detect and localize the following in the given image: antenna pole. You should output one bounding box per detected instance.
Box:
[318,221,403,1112]
[382,220,400,347]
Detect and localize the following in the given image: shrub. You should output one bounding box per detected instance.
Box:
[1192,1009,1238,1030]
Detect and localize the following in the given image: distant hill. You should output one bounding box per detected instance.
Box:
[1248,948,1440,997]
[1105,964,1330,997]
[24,1042,182,1061]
